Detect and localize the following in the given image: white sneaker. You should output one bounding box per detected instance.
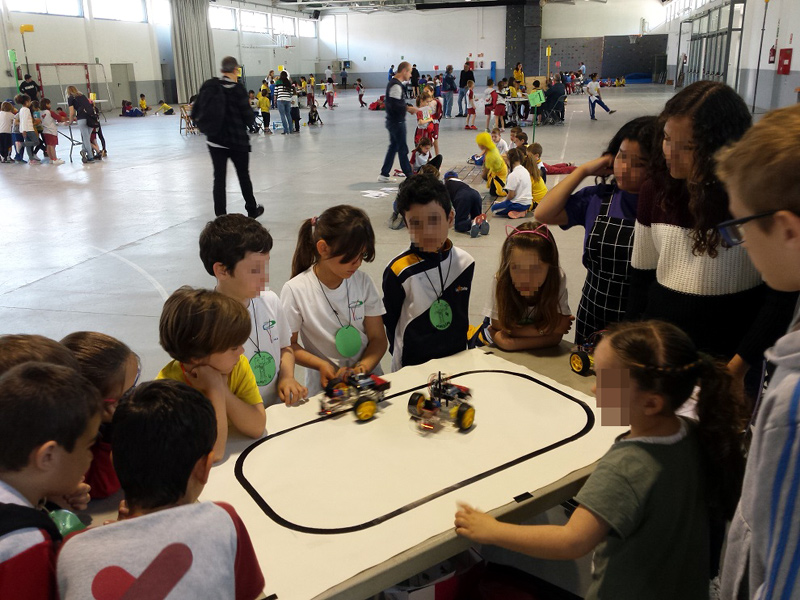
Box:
[377,175,396,183]
[52,159,65,165]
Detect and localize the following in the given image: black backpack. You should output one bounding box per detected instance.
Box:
[0,503,62,542]
[192,78,227,138]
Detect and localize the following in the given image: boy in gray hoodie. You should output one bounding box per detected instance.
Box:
[716,103,800,600]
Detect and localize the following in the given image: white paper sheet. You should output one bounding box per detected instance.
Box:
[201,349,626,600]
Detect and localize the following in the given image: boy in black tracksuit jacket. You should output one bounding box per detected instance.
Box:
[383,174,475,371]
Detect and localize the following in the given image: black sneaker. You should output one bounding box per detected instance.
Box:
[248,205,265,219]
[80,149,88,163]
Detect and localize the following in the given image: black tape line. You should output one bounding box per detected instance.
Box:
[514,492,534,503]
[235,369,594,534]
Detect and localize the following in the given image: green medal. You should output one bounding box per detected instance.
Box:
[429,299,453,330]
[250,351,276,386]
[335,325,362,358]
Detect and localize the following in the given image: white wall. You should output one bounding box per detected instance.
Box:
[318,7,507,82]
[0,8,165,104]
[542,0,667,38]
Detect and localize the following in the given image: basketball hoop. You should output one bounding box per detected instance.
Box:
[628,34,642,44]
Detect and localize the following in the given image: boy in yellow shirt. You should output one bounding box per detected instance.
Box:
[138,94,150,114]
[258,89,271,134]
[157,287,266,462]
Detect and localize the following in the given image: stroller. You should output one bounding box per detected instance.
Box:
[540,95,566,126]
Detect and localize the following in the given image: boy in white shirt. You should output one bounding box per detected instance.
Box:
[200,215,307,407]
[15,94,41,164]
[586,73,616,121]
[484,79,497,132]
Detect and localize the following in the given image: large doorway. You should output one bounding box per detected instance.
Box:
[110,63,135,108]
[680,1,746,91]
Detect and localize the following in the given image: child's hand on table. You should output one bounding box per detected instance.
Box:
[454,503,499,544]
[550,315,575,336]
[278,377,308,405]
[319,362,338,389]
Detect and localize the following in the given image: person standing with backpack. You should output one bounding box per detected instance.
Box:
[191,56,264,219]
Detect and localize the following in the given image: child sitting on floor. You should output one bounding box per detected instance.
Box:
[410,137,443,173]
[444,170,489,238]
[153,100,174,115]
[468,221,572,350]
[530,142,577,183]
[491,147,535,218]
[307,103,321,126]
[138,94,150,114]
[56,380,265,600]
[157,287,266,462]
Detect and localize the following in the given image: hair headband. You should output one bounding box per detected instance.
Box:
[310,216,318,227]
[505,223,551,242]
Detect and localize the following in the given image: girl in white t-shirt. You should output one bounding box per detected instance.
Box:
[470,221,573,351]
[281,205,388,396]
[0,102,15,163]
[491,147,533,218]
[40,98,64,165]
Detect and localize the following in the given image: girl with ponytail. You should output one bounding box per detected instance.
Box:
[455,319,746,600]
[280,205,387,397]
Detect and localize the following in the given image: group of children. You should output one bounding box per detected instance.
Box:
[0,94,66,165]
[3,77,800,600]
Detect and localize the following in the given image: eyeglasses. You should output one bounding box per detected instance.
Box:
[505,223,551,241]
[717,210,779,246]
[104,358,141,403]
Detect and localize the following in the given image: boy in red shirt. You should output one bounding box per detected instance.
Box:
[0,360,102,600]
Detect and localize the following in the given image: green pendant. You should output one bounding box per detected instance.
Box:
[429,299,453,330]
[250,351,276,386]
[335,325,362,358]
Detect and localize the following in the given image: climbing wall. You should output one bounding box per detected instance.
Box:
[538,37,604,77]
[539,34,668,80]
[601,34,668,79]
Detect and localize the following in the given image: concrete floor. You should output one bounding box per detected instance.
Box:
[0,85,675,380]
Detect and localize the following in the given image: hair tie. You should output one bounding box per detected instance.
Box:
[310,216,318,227]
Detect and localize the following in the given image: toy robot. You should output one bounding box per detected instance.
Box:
[407,372,475,431]
[320,373,390,421]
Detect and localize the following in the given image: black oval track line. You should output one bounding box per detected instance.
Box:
[234,369,595,534]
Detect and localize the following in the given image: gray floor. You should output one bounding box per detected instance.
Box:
[1,85,674,380]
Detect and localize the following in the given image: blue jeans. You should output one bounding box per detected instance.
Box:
[443,91,454,117]
[381,119,412,177]
[277,100,291,132]
[457,88,467,114]
[589,96,611,119]
[77,119,93,156]
[491,199,530,216]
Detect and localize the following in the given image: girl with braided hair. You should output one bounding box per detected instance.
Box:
[456,319,746,600]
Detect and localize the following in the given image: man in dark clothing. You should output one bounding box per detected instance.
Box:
[542,73,566,123]
[456,62,475,117]
[19,75,40,101]
[410,64,420,99]
[379,61,419,182]
[192,56,264,219]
